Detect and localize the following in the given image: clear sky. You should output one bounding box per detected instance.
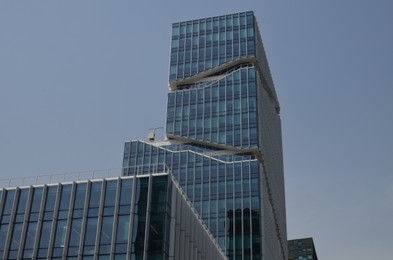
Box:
[1,1,392,259]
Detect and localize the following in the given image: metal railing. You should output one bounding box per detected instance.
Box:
[0,163,169,188]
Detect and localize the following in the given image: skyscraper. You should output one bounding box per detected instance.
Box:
[123,11,287,260]
[0,11,286,260]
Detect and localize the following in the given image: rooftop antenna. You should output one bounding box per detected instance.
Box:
[148,127,164,142]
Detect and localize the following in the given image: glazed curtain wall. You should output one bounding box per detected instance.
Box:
[123,140,262,259]
[166,67,258,149]
[0,176,170,260]
[169,11,255,82]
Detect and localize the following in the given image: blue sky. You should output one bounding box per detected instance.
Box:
[0,1,392,258]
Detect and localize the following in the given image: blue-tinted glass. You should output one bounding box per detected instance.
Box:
[89,182,102,208]
[59,185,72,210]
[132,178,149,255]
[0,223,9,252]
[10,222,23,250]
[23,221,37,251]
[3,189,16,215]
[84,217,98,248]
[233,15,239,26]
[104,181,117,207]
[73,183,87,209]
[99,216,114,247]
[246,12,254,26]
[38,220,52,255]
[68,218,82,247]
[17,188,29,213]
[172,24,179,36]
[54,219,67,248]
[45,186,58,211]
[240,14,246,26]
[116,215,130,244]
[119,179,133,205]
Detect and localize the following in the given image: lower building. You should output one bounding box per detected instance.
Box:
[0,167,225,260]
[288,237,318,260]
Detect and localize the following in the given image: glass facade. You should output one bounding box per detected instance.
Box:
[0,11,286,260]
[169,12,255,82]
[129,11,286,260]
[123,141,261,259]
[166,66,258,149]
[288,238,318,260]
[0,174,225,260]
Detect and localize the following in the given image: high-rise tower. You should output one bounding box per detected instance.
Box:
[123,11,287,259]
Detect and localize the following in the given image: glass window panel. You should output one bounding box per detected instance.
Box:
[45,186,58,211]
[251,179,259,192]
[116,215,130,244]
[10,222,23,250]
[0,224,9,251]
[251,196,260,212]
[193,22,198,33]
[244,196,250,209]
[68,219,82,247]
[59,185,72,210]
[234,16,239,26]
[235,178,242,190]
[172,25,179,36]
[247,13,254,26]
[23,221,37,250]
[38,220,52,251]
[240,14,246,26]
[3,189,16,215]
[120,179,133,205]
[74,183,87,209]
[202,200,209,215]
[247,41,254,54]
[100,216,114,245]
[227,180,234,195]
[84,217,98,246]
[180,23,186,35]
[58,210,68,220]
[89,182,102,208]
[206,19,212,30]
[171,38,179,48]
[243,179,250,196]
[50,219,66,250]
[227,198,233,211]
[114,254,126,260]
[17,188,29,213]
[104,180,118,207]
[147,213,165,254]
[247,28,254,37]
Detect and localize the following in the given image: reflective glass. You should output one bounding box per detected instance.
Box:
[89,182,102,208]
[17,188,29,213]
[99,216,114,246]
[116,215,130,244]
[10,222,23,250]
[104,180,117,207]
[37,220,52,256]
[44,186,58,211]
[0,223,9,251]
[83,217,98,256]
[23,221,37,250]
[2,189,16,215]
[54,219,67,248]
[59,185,72,210]
[74,183,87,209]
